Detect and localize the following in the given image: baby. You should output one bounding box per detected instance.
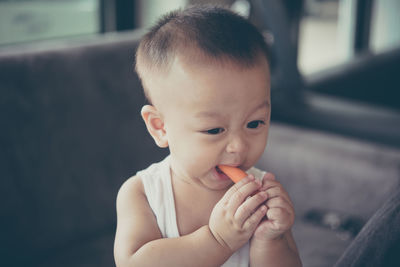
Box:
[114,5,302,267]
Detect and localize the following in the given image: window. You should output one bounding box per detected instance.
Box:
[298,0,400,75]
[0,0,100,46]
[298,0,347,75]
[135,0,187,28]
[370,0,400,53]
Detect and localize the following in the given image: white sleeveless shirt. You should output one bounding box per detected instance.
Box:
[138,156,266,267]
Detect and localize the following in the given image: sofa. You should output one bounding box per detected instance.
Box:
[1,30,399,267]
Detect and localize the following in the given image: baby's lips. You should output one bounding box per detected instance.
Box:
[217,165,247,183]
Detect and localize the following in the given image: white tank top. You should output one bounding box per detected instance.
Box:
[138,156,266,267]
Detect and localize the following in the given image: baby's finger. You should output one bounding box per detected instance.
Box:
[266,207,294,231]
[260,178,281,191]
[266,197,294,215]
[265,186,293,207]
[260,179,293,206]
[263,172,276,181]
[234,191,268,226]
[226,178,262,212]
[222,175,256,201]
[243,205,268,230]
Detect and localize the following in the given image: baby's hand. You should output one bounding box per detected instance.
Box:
[252,173,295,241]
[209,175,268,252]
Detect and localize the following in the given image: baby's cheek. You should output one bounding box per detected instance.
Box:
[249,140,267,162]
[184,153,216,175]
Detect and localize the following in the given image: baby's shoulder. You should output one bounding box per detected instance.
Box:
[116,175,146,207]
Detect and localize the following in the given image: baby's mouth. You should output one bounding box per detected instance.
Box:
[215,165,231,181]
[215,165,223,173]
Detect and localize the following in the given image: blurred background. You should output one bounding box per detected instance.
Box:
[1,0,400,75]
[1,1,400,267]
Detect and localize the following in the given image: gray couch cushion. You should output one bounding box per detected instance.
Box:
[0,33,168,265]
[257,122,400,267]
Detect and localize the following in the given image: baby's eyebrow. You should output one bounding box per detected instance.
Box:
[194,111,222,118]
[195,101,270,118]
[252,100,270,112]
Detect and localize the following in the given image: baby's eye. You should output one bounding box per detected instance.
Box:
[204,128,225,135]
[247,120,265,129]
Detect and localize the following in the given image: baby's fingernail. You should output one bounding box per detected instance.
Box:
[255,178,262,185]
[261,205,267,212]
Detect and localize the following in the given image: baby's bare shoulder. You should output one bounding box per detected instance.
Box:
[114,175,162,263]
[116,175,148,213]
[117,175,143,197]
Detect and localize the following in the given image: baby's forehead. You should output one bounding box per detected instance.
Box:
[140,49,270,101]
[139,43,268,74]
[155,61,269,108]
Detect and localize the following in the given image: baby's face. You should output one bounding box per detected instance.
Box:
[149,56,270,190]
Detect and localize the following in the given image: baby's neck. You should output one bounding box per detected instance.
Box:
[170,170,227,236]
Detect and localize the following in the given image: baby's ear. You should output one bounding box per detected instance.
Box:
[141,105,168,148]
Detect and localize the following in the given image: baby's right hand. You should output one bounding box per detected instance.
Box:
[209,175,268,252]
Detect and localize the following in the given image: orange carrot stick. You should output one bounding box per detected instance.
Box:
[218,165,247,183]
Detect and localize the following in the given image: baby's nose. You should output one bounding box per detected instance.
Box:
[226,133,248,155]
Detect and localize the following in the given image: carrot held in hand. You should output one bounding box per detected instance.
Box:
[218,165,247,183]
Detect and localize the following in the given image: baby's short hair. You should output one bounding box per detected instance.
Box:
[136,5,270,100]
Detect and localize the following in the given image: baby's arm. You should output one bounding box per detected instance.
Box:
[113,176,227,266]
[249,173,302,267]
[114,175,267,267]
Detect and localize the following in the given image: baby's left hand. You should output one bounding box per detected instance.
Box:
[252,172,295,241]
